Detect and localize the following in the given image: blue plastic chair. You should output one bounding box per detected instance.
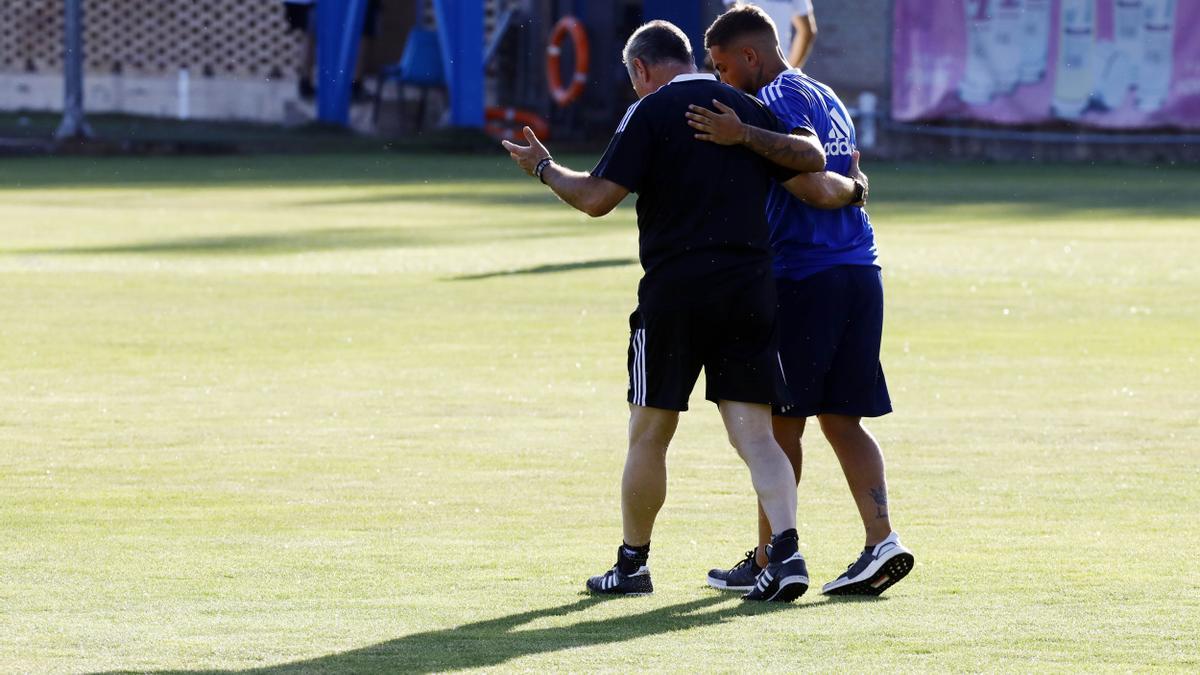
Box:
[373,28,447,128]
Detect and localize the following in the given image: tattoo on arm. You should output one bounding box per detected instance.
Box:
[869,486,889,519]
[741,125,824,173]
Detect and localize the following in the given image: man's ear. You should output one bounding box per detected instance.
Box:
[742,45,759,68]
[633,58,649,85]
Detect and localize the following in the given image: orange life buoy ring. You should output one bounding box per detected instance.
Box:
[485,106,551,142]
[546,16,589,107]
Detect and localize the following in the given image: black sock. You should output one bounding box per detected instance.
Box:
[768,529,799,564]
[618,541,649,574]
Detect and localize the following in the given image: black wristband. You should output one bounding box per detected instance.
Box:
[535,157,554,183]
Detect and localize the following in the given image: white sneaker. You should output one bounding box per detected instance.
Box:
[821,532,914,596]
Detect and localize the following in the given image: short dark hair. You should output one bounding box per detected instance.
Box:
[623,20,694,67]
[704,3,778,50]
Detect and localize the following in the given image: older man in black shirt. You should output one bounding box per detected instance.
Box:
[503,20,824,602]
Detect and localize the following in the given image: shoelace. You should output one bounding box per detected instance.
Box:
[730,549,757,571]
[594,566,624,591]
[598,565,623,585]
[843,549,875,573]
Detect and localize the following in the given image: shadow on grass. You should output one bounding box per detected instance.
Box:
[815,594,891,606]
[449,257,637,281]
[112,593,803,674]
[293,189,562,209]
[0,154,533,190]
[9,226,607,257]
[4,156,1197,221]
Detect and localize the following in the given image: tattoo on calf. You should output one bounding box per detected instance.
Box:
[869,486,888,519]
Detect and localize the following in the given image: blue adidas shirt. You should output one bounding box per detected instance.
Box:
[758,69,878,281]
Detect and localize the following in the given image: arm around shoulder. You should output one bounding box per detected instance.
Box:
[782,150,868,210]
[685,100,825,173]
[781,171,856,210]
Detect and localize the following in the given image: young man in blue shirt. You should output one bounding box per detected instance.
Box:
[689,4,915,596]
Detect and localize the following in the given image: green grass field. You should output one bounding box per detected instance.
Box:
[1,154,1198,672]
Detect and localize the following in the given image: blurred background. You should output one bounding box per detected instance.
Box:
[1,0,1196,160]
[2,3,1198,670]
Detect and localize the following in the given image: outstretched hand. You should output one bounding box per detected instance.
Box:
[501,126,551,177]
[685,99,747,146]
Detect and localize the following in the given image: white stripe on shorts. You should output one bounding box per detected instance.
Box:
[639,329,647,405]
[630,329,639,405]
[632,328,647,406]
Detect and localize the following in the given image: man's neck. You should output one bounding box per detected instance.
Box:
[760,54,792,89]
[652,62,699,89]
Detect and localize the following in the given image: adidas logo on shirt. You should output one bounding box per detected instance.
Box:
[824,107,855,156]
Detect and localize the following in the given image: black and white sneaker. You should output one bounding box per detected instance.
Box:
[586,547,653,596]
[821,532,914,596]
[742,552,809,602]
[706,549,762,592]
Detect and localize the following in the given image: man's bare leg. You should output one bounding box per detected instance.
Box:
[753,415,806,567]
[718,401,796,535]
[818,413,892,546]
[721,400,809,601]
[621,404,679,546]
[816,413,914,596]
[587,404,677,595]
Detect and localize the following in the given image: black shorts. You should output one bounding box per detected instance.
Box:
[774,265,892,419]
[626,281,791,412]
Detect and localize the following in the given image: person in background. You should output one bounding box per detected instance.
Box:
[282,0,317,99]
[353,0,383,100]
[723,0,817,68]
[281,0,380,101]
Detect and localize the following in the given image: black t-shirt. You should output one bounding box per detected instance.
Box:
[592,73,796,309]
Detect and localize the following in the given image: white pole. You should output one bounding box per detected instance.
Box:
[178,68,190,120]
[857,92,877,150]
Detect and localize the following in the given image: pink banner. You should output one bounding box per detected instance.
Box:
[892,0,1200,129]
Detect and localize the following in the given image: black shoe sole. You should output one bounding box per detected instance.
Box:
[825,552,914,596]
[587,588,653,596]
[769,577,809,602]
[586,578,654,596]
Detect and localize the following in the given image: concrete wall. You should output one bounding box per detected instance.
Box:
[0,73,303,125]
[802,0,893,101]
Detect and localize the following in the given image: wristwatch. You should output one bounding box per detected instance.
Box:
[851,178,867,207]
